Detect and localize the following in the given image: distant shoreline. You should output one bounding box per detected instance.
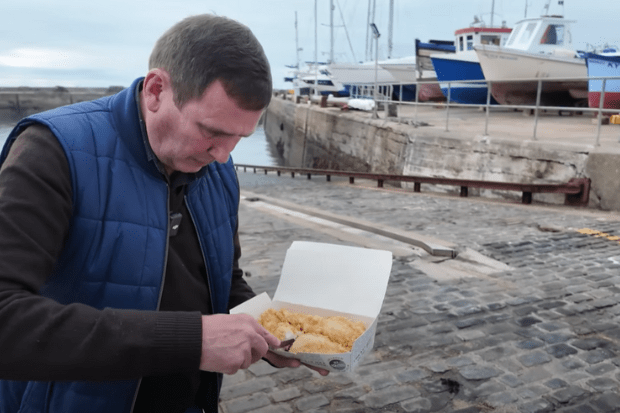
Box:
[0,86,126,123]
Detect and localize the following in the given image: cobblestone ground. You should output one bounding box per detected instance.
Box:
[219,171,620,413]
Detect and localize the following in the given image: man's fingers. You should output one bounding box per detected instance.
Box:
[256,324,281,349]
[264,350,301,368]
[303,363,330,376]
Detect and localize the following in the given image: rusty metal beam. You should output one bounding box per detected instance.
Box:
[237,164,591,207]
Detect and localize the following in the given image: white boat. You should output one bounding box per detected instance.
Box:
[380,43,454,102]
[474,14,587,106]
[377,56,417,83]
[328,60,398,85]
[283,7,348,97]
[284,63,348,97]
[377,56,442,102]
[329,59,423,101]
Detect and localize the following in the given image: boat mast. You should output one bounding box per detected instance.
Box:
[335,0,357,62]
[371,0,376,59]
[295,11,300,70]
[314,0,318,95]
[490,0,495,27]
[330,0,334,64]
[387,0,394,59]
[366,0,376,61]
[365,0,371,61]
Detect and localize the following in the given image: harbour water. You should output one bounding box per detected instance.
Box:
[0,125,11,147]
[0,124,280,167]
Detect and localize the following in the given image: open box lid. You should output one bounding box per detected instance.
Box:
[272,241,393,319]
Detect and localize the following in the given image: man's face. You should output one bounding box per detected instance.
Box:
[142,72,263,175]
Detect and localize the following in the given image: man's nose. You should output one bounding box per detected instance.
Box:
[209,137,242,163]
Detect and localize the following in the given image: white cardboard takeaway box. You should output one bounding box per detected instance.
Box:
[230,241,393,372]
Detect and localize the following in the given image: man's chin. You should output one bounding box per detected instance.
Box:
[178,160,214,173]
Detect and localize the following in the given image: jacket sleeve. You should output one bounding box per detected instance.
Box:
[227,226,257,311]
[0,124,202,381]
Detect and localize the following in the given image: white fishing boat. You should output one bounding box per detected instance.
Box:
[474,14,587,106]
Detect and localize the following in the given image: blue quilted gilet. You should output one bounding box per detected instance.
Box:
[0,77,239,413]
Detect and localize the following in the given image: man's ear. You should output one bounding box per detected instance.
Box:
[142,69,171,112]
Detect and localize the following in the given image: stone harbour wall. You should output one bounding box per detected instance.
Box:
[0,86,123,123]
[264,96,620,211]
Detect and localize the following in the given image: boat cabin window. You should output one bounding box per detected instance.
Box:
[506,23,524,47]
[540,24,565,45]
[519,22,539,46]
[459,36,464,51]
[481,35,501,46]
[467,35,474,50]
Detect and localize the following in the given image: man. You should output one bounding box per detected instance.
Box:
[0,14,323,413]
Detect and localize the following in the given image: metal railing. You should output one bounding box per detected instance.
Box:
[347,83,394,101]
[235,164,591,207]
[323,75,620,146]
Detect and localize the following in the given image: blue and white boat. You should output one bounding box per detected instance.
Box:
[430,25,512,104]
[583,50,620,110]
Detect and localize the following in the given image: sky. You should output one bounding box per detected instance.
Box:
[1,0,619,90]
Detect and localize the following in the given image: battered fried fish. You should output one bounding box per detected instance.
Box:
[258,308,366,354]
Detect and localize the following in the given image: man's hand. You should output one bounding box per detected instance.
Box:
[199,314,280,374]
[263,351,330,376]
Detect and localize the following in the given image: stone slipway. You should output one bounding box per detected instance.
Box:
[263,96,620,211]
[220,172,620,413]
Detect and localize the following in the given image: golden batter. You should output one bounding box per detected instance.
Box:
[258,308,366,354]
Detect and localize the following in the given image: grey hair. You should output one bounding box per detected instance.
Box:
[149,14,272,110]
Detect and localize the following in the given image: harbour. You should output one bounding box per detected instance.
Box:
[2,1,620,412]
[273,0,620,213]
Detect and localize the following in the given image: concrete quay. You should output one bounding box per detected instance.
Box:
[219,170,620,413]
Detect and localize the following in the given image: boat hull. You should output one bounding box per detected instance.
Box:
[328,62,397,85]
[378,57,418,83]
[584,53,620,109]
[475,45,588,106]
[431,53,496,104]
[392,84,417,101]
[380,64,446,102]
[418,82,445,101]
[389,82,444,102]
